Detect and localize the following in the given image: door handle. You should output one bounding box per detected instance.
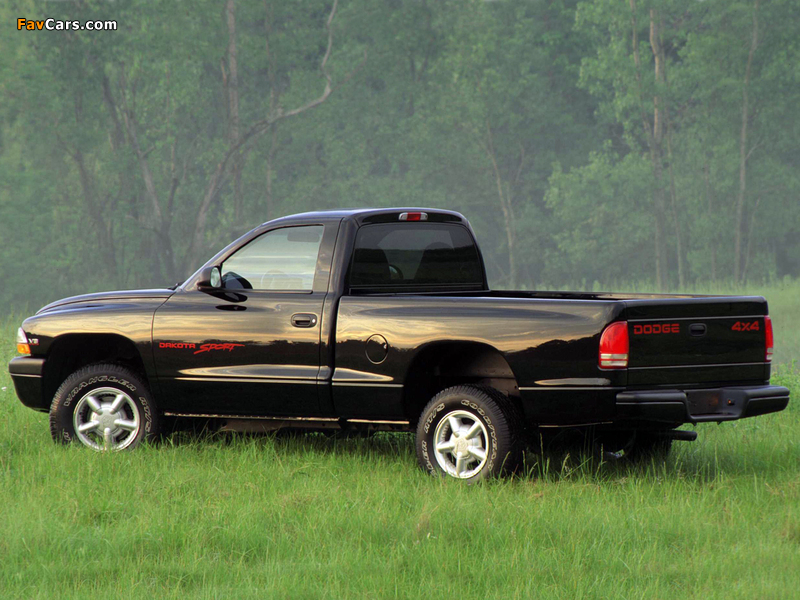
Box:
[291,313,318,328]
[689,323,707,337]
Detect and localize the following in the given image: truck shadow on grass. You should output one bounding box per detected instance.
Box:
[160,425,791,483]
[521,433,795,483]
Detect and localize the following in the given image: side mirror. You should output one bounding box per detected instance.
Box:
[197,266,222,289]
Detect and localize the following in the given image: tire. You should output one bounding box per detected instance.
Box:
[624,431,673,463]
[49,363,159,451]
[416,385,522,481]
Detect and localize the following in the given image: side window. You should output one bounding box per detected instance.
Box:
[221,225,323,291]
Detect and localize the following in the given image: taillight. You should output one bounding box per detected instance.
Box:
[398,212,428,221]
[765,315,773,362]
[599,321,629,369]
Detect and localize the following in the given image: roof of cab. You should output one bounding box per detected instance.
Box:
[263,207,466,227]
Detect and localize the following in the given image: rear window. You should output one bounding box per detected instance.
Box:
[349,223,484,291]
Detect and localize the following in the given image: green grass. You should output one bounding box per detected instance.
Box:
[1,305,799,599]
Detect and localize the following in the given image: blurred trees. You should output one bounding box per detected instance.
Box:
[555,0,800,288]
[0,0,798,307]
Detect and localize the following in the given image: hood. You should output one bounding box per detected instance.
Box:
[37,288,176,314]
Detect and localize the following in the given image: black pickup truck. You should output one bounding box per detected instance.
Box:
[9,208,789,479]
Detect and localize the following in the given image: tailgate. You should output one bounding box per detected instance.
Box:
[623,296,769,385]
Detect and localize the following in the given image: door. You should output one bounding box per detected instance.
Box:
[153,223,334,416]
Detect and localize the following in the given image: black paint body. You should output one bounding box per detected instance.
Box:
[9,208,789,431]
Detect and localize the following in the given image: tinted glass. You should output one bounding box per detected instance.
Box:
[350,223,483,289]
[221,225,323,291]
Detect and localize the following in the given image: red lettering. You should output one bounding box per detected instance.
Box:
[732,321,759,332]
[632,323,680,335]
[193,343,245,355]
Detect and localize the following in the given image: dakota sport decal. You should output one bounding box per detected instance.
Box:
[158,342,245,354]
[193,343,245,355]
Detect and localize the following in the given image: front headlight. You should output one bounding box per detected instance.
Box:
[16,328,30,355]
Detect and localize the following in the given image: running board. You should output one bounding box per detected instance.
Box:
[162,412,411,433]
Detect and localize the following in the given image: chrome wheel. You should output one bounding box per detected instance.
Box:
[433,410,489,479]
[72,387,141,451]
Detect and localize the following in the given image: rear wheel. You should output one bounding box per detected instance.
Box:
[49,364,159,451]
[416,385,522,481]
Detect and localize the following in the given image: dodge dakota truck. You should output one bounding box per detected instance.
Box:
[9,208,790,480]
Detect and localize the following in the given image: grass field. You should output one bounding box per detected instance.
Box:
[1,285,799,599]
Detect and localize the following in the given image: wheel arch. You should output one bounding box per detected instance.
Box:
[42,334,150,407]
[401,341,521,425]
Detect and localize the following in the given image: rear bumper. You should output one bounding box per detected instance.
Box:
[8,357,47,412]
[616,385,790,424]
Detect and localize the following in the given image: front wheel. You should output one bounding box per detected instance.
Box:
[49,364,159,451]
[416,385,522,481]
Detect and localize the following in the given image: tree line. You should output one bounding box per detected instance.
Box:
[1,0,797,308]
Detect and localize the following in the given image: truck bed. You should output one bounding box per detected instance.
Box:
[332,291,770,424]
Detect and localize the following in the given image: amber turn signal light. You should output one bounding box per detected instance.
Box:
[16,327,30,355]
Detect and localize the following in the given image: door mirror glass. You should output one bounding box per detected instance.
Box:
[209,266,221,288]
[197,265,222,289]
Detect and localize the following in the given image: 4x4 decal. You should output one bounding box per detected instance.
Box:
[731,321,760,332]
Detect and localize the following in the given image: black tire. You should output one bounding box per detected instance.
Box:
[49,363,159,451]
[624,431,673,463]
[416,385,522,481]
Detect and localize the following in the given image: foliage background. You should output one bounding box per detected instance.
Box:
[1,0,798,307]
